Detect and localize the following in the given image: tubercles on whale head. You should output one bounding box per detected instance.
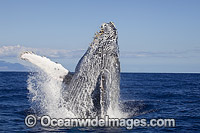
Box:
[101,22,116,31]
[90,22,119,58]
[93,22,117,41]
[100,22,117,35]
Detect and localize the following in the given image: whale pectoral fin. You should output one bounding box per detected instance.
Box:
[20,51,69,81]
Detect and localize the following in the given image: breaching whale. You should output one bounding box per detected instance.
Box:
[21,22,120,118]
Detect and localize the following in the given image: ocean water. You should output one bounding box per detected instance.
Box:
[0,72,200,132]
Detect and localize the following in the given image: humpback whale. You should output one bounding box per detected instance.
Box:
[21,22,120,118]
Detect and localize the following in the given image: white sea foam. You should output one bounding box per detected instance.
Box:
[27,68,128,119]
[27,69,76,118]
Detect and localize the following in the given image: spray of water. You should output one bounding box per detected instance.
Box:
[27,70,76,118]
[27,68,128,118]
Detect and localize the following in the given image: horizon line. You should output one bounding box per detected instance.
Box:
[0,71,200,74]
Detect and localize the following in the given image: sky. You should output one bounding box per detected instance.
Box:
[0,0,200,72]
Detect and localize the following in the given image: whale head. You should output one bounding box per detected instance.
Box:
[63,22,120,117]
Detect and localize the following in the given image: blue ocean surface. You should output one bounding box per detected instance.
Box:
[0,72,200,132]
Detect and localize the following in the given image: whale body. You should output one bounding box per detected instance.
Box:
[21,22,120,118]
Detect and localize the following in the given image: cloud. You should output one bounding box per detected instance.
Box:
[0,45,85,59]
[120,51,181,58]
[120,48,200,59]
[0,45,200,60]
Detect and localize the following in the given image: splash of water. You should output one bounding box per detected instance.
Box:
[27,69,128,118]
[27,70,75,118]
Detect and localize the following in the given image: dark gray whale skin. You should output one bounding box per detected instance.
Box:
[63,22,120,118]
